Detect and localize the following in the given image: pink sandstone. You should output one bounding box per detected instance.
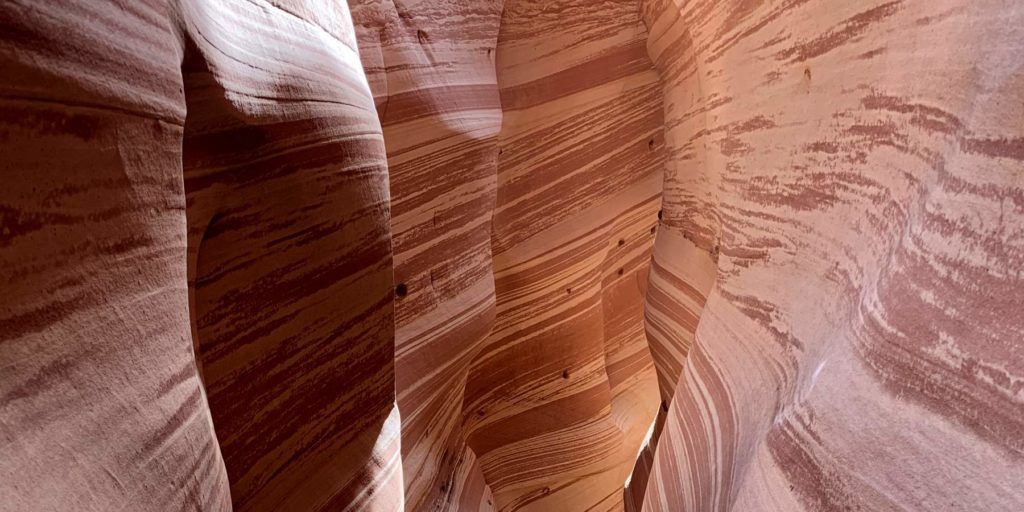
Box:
[0,1,1021,511]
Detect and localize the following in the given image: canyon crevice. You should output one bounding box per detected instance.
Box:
[1,1,1022,512]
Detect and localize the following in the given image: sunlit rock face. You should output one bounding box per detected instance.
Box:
[459,1,665,510]
[636,1,1024,511]
[349,1,503,510]
[1,1,399,511]
[349,0,665,510]
[2,0,1023,511]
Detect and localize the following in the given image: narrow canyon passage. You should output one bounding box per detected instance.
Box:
[1,1,1022,512]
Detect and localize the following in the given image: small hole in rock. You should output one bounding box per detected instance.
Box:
[618,239,625,246]
[395,283,408,298]
[566,287,572,295]
[657,209,663,220]
[650,226,657,235]
[661,400,669,412]
[648,138,655,149]
[617,268,624,276]
[417,30,429,44]
[562,369,570,379]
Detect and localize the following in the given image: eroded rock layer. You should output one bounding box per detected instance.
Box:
[2,0,1023,511]
[637,0,1024,511]
[461,1,665,509]
[0,3,232,509]
[350,1,502,510]
[182,2,400,510]
[350,1,668,510]
[2,1,400,511]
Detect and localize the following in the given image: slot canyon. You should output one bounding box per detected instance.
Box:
[1,0,1022,511]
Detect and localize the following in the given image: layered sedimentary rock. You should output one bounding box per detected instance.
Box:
[350,1,503,510]
[350,1,667,509]
[461,1,665,509]
[3,0,1023,511]
[637,0,1024,511]
[1,1,400,511]
[181,2,400,510]
[0,3,232,509]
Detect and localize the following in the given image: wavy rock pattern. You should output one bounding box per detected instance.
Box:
[349,1,502,510]
[460,1,665,510]
[181,1,400,510]
[637,0,1024,511]
[350,0,666,509]
[2,1,399,511]
[3,0,1023,511]
[0,3,232,510]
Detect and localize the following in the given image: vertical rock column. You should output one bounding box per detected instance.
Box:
[0,2,232,510]
[462,0,666,509]
[1,1,402,511]
[182,1,401,511]
[637,0,1024,511]
[350,0,503,510]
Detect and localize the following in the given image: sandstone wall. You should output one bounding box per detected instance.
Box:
[459,1,665,510]
[637,1,1024,511]
[0,2,233,509]
[1,1,400,511]
[350,0,666,509]
[2,1,1022,511]
[350,1,502,510]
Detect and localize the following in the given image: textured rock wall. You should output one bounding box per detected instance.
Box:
[0,3,232,509]
[636,0,1024,511]
[460,1,665,509]
[3,0,1023,511]
[350,0,667,510]
[349,1,502,510]
[182,1,400,510]
[1,1,400,511]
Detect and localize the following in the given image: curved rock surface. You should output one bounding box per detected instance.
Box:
[2,1,399,511]
[350,1,503,509]
[1,1,1022,512]
[0,3,233,509]
[460,1,664,510]
[637,1,1024,511]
